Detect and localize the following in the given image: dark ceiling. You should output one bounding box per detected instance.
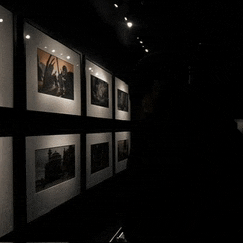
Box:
[3,0,243,114]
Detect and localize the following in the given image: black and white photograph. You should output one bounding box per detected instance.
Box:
[35,145,75,193]
[38,48,74,100]
[118,139,129,162]
[117,89,129,112]
[91,75,109,108]
[91,142,109,174]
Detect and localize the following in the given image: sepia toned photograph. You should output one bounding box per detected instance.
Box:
[37,48,74,99]
[118,139,129,162]
[35,145,75,193]
[91,142,109,174]
[91,75,109,108]
[117,89,129,112]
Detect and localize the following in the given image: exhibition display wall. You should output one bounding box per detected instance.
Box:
[0,6,13,108]
[0,4,131,239]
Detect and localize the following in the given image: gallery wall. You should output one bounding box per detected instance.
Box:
[0,4,131,239]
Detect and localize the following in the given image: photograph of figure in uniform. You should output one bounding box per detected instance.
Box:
[37,48,74,100]
[35,145,75,193]
[91,142,109,174]
[117,89,128,112]
[91,75,109,108]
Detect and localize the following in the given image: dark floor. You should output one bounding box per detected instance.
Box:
[2,172,128,242]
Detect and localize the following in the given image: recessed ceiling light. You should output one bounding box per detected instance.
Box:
[127,22,133,28]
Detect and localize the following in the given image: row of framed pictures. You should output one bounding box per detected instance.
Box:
[0,6,131,120]
[0,131,131,237]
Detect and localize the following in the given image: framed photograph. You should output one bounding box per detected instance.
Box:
[0,6,13,108]
[117,89,129,112]
[26,134,81,223]
[91,75,109,108]
[35,144,75,193]
[37,48,74,100]
[118,139,129,162]
[115,77,131,120]
[0,137,13,238]
[86,133,113,189]
[86,59,112,119]
[25,23,81,115]
[91,142,109,174]
[115,132,131,174]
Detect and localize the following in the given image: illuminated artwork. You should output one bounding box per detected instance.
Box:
[35,145,75,192]
[37,48,74,99]
[91,75,109,108]
[118,89,129,112]
[91,142,109,174]
[118,139,129,162]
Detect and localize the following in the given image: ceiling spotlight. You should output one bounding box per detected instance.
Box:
[25,35,31,39]
[124,17,127,21]
[145,49,149,52]
[0,19,3,22]
[114,4,118,8]
[67,56,71,59]
[52,50,55,53]
[127,22,133,28]
[140,41,143,44]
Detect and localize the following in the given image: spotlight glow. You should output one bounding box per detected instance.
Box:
[145,49,149,52]
[67,56,70,59]
[114,4,118,8]
[25,35,31,39]
[127,22,133,28]
[0,19,3,22]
